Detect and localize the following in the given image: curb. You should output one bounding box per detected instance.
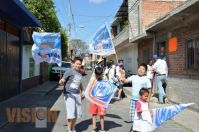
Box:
[0,81,58,129]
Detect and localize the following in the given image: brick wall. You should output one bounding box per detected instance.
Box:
[128,0,140,39]
[128,0,186,40]
[141,0,184,32]
[168,26,199,77]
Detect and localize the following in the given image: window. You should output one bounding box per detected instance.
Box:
[157,41,166,60]
[186,37,199,70]
[29,58,35,77]
[143,48,149,64]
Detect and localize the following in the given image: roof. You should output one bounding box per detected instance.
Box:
[111,0,128,26]
[0,0,40,27]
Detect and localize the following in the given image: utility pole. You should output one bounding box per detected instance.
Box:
[67,0,72,59]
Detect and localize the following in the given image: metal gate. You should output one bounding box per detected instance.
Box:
[0,20,20,101]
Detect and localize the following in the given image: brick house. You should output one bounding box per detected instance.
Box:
[129,0,186,64]
[144,0,199,110]
[108,0,138,74]
[132,0,199,110]
[108,0,185,74]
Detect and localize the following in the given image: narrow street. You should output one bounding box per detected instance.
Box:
[0,72,194,132]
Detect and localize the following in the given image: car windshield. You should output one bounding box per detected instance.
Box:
[62,62,71,68]
[52,62,71,68]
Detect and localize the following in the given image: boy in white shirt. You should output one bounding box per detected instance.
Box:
[121,63,151,130]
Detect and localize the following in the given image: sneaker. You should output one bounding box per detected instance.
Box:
[99,130,106,132]
[163,96,169,104]
[92,128,97,132]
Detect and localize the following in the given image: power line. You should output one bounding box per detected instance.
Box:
[73,14,113,18]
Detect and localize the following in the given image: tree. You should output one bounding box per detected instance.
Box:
[24,0,68,80]
[24,0,60,32]
[70,39,89,58]
[24,0,68,60]
[60,29,68,60]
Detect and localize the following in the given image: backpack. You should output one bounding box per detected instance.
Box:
[106,66,117,79]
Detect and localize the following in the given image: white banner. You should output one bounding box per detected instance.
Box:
[32,32,61,66]
[89,24,116,56]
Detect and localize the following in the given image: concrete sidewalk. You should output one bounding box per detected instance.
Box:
[0,81,58,128]
[123,87,199,132]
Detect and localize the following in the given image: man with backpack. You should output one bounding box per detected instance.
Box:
[105,60,126,100]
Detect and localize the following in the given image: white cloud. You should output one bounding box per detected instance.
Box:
[89,0,106,4]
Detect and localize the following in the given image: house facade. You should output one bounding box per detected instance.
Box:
[145,0,199,109]
[0,0,40,101]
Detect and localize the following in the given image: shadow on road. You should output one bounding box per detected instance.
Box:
[106,114,122,119]
[75,118,122,132]
[0,84,62,132]
[75,118,92,131]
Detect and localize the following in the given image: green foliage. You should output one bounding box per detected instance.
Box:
[24,0,68,60]
[60,29,68,60]
[24,0,60,32]
[120,20,129,31]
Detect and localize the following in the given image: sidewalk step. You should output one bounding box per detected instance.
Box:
[0,81,58,128]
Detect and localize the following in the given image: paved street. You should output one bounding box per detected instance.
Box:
[0,72,196,132]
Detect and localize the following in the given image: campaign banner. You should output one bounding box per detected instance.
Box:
[151,103,194,130]
[85,74,117,108]
[90,24,116,56]
[32,32,61,66]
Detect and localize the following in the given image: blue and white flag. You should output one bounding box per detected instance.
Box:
[90,24,116,56]
[32,32,61,66]
[85,74,117,108]
[151,103,194,130]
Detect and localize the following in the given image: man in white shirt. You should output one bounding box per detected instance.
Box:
[153,56,168,103]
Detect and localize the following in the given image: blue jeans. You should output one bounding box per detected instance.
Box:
[156,75,166,103]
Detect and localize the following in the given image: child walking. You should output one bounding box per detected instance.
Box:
[59,57,85,132]
[133,88,153,132]
[89,65,106,132]
[121,63,151,131]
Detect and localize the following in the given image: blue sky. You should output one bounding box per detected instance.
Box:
[54,0,123,43]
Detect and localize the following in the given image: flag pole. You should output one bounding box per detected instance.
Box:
[59,66,62,80]
[105,23,118,64]
[115,53,119,64]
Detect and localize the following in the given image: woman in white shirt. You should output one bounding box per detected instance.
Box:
[147,59,154,101]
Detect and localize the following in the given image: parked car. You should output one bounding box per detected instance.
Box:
[49,61,71,81]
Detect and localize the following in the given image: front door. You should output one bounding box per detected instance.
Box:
[158,41,166,59]
[0,20,20,101]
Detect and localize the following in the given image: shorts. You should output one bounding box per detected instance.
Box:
[117,84,124,89]
[130,99,137,121]
[64,93,82,119]
[89,102,106,116]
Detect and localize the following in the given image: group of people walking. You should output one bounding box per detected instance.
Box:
[59,55,168,132]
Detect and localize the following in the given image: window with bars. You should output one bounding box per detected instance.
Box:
[29,58,35,77]
[186,38,199,70]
